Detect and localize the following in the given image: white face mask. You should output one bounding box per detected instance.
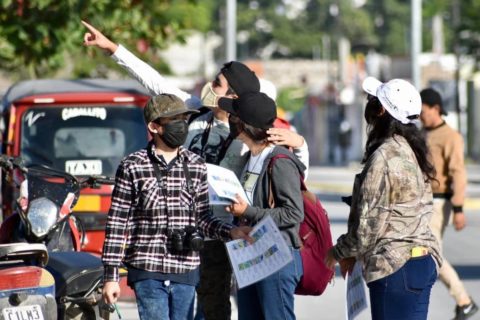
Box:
[200,82,219,108]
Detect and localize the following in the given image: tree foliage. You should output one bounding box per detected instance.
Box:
[232,0,376,59]
[457,0,480,68]
[3,0,480,78]
[0,0,214,79]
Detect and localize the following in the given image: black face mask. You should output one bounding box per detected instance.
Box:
[160,120,189,148]
[228,116,242,138]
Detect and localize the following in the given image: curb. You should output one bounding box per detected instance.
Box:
[307,182,480,210]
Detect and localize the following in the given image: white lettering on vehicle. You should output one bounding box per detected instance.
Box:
[62,108,107,121]
[65,160,103,175]
[24,111,46,127]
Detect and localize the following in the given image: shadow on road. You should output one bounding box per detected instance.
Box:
[453,265,480,280]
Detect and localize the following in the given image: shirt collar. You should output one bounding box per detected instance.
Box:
[147,141,189,167]
[425,121,446,132]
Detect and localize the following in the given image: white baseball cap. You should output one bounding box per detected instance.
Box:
[362,77,421,124]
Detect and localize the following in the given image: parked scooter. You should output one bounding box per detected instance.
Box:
[0,156,117,319]
[0,242,57,320]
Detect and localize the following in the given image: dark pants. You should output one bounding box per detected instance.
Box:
[368,255,437,320]
[195,240,232,320]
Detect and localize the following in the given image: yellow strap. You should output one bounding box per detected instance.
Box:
[411,246,428,257]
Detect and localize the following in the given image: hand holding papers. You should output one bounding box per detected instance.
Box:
[346,261,368,320]
[226,216,292,289]
[206,164,250,205]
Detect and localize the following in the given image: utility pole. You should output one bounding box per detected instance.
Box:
[226,0,237,61]
[411,0,422,88]
[452,0,462,133]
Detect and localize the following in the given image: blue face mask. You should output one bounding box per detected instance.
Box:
[161,119,189,148]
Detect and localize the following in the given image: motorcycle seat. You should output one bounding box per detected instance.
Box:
[46,251,103,297]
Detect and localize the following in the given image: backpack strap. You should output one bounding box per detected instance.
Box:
[267,153,305,208]
[268,154,306,189]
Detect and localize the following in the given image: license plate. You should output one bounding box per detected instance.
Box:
[2,304,44,320]
[66,160,102,175]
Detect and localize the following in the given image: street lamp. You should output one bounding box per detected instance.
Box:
[411,0,422,88]
[226,0,237,61]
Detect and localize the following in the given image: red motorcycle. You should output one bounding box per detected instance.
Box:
[0,242,57,320]
[0,156,117,319]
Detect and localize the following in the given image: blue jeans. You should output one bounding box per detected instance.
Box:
[237,248,303,320]
[132,279,195,320]
[367,255,437,320]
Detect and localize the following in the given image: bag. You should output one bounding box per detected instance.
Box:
[268,154,334,296]
[273,117,292,130]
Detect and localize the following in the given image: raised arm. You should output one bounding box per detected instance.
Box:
[81,20,201,109]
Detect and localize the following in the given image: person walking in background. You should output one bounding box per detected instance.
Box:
[219,92,304,320]
[326,77,442,320]
[102,93,251,320]
[420,88,478,320]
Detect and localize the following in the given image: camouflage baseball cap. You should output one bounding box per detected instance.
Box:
[144,94,199,123]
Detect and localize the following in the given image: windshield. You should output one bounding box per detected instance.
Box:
[20,106,147,177]
[25,166,80,208]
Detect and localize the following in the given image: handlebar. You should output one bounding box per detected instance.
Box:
[0,155,27,173]
[80,175,115,189]
[0,155,115,189]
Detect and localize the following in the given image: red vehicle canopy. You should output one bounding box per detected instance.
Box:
[1,79,152,253]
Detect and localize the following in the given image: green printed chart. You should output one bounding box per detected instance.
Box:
[226,216,293,288]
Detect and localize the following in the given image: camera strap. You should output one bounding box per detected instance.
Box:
[148,149,167,198]
[181,161,194,194]
[181,160,196,213]
[197,114,234,165]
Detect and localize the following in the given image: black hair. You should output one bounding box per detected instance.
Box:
[420,88,447,116]
[213,73,236,95]
[244,124,269,142]
[362,96,436,181]
[235,118,269,143]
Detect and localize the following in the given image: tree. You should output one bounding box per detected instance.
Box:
[219,0,376,60]
[457,0,480,70]
[0,0,214,79]
[362,0,410,56]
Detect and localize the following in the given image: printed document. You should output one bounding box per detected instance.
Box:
[345,261,368,320]
[226,216,292,289]
[206,163,250,205]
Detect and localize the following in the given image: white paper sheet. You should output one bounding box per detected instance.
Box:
[206,163,250,205]
[345,261,368,320]
[226,216,293,289]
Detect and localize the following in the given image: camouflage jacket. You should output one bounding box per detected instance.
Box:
[333,135,442,283]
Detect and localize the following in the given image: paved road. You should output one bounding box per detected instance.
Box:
[111,165,480,320]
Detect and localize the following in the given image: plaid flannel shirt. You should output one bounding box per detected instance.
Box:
[102,143,233,282]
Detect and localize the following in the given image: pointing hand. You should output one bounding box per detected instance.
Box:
[81,20,118,54]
